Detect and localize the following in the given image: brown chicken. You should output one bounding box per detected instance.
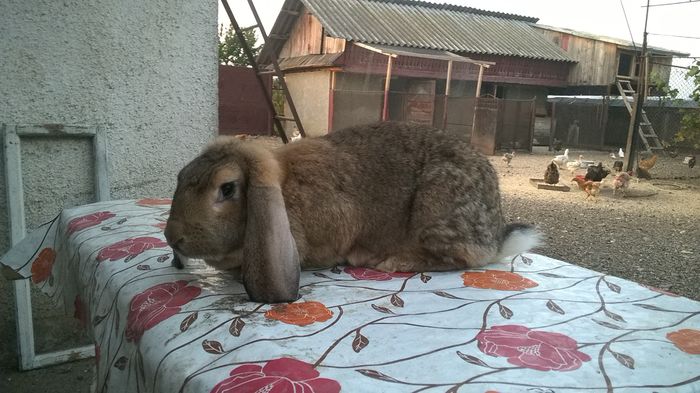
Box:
[639,154,658,171]
[571,177,602,201]
[613,160,624,172]
[544,161,560,184]
[612,171,632,197]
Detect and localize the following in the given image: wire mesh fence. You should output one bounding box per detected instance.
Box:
[645,58,700,153]
[548,57,699,155]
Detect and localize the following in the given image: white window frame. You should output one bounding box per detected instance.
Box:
[3,124,109,370]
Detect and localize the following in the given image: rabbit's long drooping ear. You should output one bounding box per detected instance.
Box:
[241,152,300,303]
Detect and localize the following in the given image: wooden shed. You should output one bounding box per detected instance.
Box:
[534,24,688,95]
[262,0,577,154]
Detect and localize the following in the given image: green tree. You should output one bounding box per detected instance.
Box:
[675,60,700,149]
[218,24,260,66]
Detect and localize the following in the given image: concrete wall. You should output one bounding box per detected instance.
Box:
[0,0,218,367]
[0,0,218,252]
[285,70,331,137]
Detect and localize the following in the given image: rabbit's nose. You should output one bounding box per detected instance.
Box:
[169,237,185,252]
[164,222,184,249]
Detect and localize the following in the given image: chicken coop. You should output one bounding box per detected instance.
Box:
[261,0,577,154]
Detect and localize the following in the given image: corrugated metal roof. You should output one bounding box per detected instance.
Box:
[277,53,343,71]
[357,43,495,65]
[299,0,575,62]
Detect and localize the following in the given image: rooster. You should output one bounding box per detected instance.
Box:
[571,177,602,201]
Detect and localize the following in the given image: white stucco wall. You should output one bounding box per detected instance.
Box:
[0,0,219,253]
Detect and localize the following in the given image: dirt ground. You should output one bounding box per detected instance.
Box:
[1,143,698,393]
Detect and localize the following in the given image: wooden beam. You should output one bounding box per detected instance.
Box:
[3,125,26,245]
[442,60,453,130]
[382,56,394,121]
[328,70,336,132]
[475,65,485,97]
[94,128,110,201]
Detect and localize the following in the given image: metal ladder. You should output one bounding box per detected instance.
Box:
[220,0,305,143]
[615,77,665,153]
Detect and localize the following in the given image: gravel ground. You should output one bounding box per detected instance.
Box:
[1,141,698,393]
[495,146,700,301]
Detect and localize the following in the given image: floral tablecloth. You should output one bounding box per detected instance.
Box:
[1,199,699,393]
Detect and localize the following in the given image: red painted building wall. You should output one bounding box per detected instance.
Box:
[218,65,273,135]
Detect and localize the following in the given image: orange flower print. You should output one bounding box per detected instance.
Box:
[461,270,538,291]
[265,301,333,326]
[136,198,171,207]
[667,329,700,354]
[31,248,56,284]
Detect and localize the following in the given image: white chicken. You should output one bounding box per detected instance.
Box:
[618,147,625,159]
[566,155,584,175]
[552,148,570,168]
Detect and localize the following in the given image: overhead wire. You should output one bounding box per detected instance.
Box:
[648,32,700,40]
[619,0,638,51]
[643,0,699,7]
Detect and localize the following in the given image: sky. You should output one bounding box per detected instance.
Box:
[218,0,700,60]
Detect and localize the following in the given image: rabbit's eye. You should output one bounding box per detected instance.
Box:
[219,181,237,201]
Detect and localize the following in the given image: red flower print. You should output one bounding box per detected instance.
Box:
[344,266,414,281]
[152,222,167,230]
[461,270,538,291]
[210,357,341,393]
[97,237,168,262]
[31,248,56,284]
[125,280,201,342]
[67,211,116,235]
[136,198,172,207]
[476,325,591,371]
[74,295,88,328]
[265,301,333,326]
[667,329,700,354]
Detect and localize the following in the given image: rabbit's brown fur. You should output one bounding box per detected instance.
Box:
[166,122,539,302]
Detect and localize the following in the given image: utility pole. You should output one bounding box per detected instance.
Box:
[624,0,651,171]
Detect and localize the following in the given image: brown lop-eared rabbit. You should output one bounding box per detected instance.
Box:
[165,122,540,303]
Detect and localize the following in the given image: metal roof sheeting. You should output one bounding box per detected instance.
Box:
[277,53,343,71]
[299,0,575,62]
